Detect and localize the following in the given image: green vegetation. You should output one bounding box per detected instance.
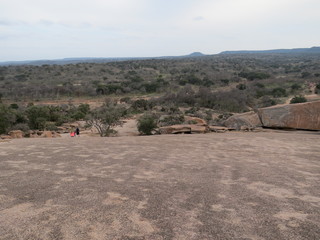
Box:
[0,103,90,135]
[316,83,320,94]
[0,53,319,136]
[85,100,126,137]
[290,96,307,104]
[137,113,158,135]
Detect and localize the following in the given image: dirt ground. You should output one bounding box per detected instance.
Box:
[0,131,319,240]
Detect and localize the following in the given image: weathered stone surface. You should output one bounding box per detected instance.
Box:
[159,124,209,134]
[190,125,209,133]
[53,132,61,138]
[184,116,207,126]
[209,126,229,133]
[8,130,24,138]
[41,131,53,138]
[29,130,61,138]
[258,101,320,130]
[224,112,262,130]
[159,125,191,134]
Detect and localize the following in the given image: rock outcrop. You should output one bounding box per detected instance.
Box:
[224,112,262,130]
[209,126,229,133]
[159,124,209,134]
[258,101,320,130]
[29,130,61,138]
[184,116,207,126]
[8,130,24,138]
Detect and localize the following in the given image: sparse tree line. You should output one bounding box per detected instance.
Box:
[0,54,319,101]
[0,103,90,135]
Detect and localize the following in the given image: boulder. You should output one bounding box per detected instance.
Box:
[209,126,229,133]
[29,130,61,138]
[224,112,262,130]
[8,130,24,138]
[258,101,320,130]
[41,131,53,138]
[52,132,61,138]
[190,125,209,133]
[184,116,207,126]
[159,125,191,134]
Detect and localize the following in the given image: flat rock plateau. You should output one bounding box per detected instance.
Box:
[0,131,319,240]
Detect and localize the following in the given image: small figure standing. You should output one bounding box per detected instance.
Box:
[76,127,80,136]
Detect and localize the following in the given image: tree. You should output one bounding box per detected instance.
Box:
[86,100,126,137]
[26,105,50,130]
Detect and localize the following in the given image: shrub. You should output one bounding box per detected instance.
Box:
[271,88,287,98]
[158,114,184,126]
[120,97,131,103]
[316,83,320,94]
[45,122,58,131]
[0,104,16,134]
[290,96,307,104]
[131,99,152,112]
[290,83,301,91]
[10,103,19,109]
[137,114,158,135]
[236,83,247,90]
[239,71,270,81]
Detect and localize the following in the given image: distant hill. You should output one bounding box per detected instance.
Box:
[220,46,320,55]
[0,52,207,66]
[188,52,206,57]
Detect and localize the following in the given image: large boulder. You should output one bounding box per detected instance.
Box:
[258,101,320,130]
[8,130,24,138]
[224,112,262,130]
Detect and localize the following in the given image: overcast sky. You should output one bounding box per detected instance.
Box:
[0,0,319,61]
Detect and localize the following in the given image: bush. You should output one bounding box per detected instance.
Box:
[0,104,16,134]
[236,83,247,90]
[291,83,301,91]
[45,122,58,131]
[290,96,307,104]
[316,83,320,94]
[271,88,287,98]
[137,114,158,135]
[158,114,184,126]
[131,99,152,112]
[239,71,270,81]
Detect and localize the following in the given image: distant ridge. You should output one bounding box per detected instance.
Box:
[0,52,207,66]
[219,46,320,55]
